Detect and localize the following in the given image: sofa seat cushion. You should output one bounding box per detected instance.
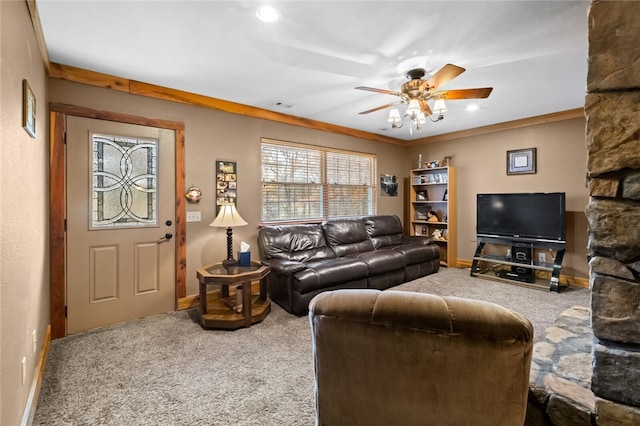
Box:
[391,243,440,265]
[292,258,370,294]
[345,249,406,275]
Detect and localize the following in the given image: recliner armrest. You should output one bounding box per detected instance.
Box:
[263,258,307,275]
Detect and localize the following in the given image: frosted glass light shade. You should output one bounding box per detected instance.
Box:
[433,99,448,114]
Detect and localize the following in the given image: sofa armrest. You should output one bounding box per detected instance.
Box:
[263,258,308,275]
[400,235,434,245]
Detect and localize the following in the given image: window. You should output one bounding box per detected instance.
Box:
[261,139,376,223]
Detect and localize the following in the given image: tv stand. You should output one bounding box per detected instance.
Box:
[470,236,566,292]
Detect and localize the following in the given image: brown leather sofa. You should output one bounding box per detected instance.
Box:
[309,289,534,426]
[257,215,440,315]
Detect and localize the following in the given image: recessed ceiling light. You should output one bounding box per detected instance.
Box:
[466,104,479,112]
[256,6,280,23]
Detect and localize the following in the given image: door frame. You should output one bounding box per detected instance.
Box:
[49,103,186,339]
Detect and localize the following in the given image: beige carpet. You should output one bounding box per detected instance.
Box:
[33,267,589,425]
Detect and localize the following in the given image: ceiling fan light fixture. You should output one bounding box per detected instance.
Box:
[256,6,280,23]
[406,99,421,118]
[433,98,447,114]
[387,108,402,127]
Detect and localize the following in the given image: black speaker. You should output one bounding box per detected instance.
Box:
[511,244,532,264]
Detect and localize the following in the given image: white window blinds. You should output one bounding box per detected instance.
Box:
[261,139,377,223]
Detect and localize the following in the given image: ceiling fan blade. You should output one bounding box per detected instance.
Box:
[419,100,432,116]
[437,87,494,100]
[425,64,465,91]
[355,86,403,97]
[358,101,403,115]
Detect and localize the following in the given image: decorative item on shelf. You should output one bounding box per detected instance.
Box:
[432,229,446,241]
[427,208,438,222]
[185,185,202,203]
[443,189,448,201]
[442,156,452,166]
[209,203,248,267]
[418,154,422,169]
[416,190,427,201]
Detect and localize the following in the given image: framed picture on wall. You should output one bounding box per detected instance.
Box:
[507,148,536,175]
[216,160,237,213]
[22,79,36,138]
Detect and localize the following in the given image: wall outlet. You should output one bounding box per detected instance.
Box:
[186,211,201,222]
[538,253,546,264]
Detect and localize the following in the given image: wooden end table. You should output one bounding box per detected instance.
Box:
[196,261,271,330]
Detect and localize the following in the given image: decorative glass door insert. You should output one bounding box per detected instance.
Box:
[91,133,158,228]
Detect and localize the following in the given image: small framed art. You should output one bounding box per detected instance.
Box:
[507,148,536,175]
[23,79,36,138]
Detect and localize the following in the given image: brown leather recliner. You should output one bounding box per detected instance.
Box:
[309,289,534,426]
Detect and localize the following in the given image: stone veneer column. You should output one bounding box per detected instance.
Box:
[585,0,640,423]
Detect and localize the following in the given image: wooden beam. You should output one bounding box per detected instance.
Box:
[49,63,407,146]
[26,0,50,72]
[409,108,585,145]
[49,111,66,339]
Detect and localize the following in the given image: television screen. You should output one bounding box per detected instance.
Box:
[476,193,566,242]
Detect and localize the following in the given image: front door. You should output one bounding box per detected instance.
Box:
[66,116,176,334]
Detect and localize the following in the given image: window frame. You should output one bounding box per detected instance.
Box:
[260,138,377,224]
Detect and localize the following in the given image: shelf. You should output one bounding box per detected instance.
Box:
[472,255,554,272]
[413,220,447,226]
[470,237,566,292]
[413,200,447,204]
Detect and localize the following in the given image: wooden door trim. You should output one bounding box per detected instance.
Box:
[49,103,186,339]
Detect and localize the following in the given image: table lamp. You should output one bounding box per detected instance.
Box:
[209,203,247,267]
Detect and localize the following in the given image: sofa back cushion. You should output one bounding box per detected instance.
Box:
[364,215,404,248]
[258,224,335,262]
[322,219,374,257]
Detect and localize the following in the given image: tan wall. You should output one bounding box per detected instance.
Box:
[0,2,50,424]
[48,79,409,295]
[407,117,590,279]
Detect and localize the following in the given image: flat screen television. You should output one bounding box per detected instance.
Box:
[476,192,566,242]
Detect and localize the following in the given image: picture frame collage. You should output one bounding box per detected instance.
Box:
[216,160,237,214]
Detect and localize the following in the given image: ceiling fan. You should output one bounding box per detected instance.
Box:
[355,64,493,131]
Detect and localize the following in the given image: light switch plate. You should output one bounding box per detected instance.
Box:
[186,211,201,222]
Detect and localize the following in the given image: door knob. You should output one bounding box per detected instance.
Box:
[158,233,173,243]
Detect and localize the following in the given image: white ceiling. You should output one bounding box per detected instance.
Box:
[36,0,589,141]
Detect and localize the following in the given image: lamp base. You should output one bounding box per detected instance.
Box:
[222,258,238,268]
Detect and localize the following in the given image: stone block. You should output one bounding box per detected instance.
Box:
[547,394,593,426]
[585,93,640,175]
[587,0,640,91]
[589,256,636,281]
[589,177,619,198]
[596,397,640,426]
[586,199,640,262]
[592,340,640,407]
[622,172,640,201]
[591,274,640,343]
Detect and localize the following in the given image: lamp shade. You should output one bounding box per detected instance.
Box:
[209,203,247,228]
[433,98,448,114]
[406,99,421,118]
